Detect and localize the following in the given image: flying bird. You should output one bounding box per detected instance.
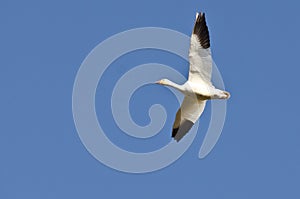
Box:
[156,12,230,142]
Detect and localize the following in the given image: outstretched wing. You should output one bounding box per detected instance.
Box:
[172,96,206,142]
[188,12,213,85]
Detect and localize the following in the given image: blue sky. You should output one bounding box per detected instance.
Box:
[1,0,300,198]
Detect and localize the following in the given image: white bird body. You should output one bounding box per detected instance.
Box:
[156,12,230,142]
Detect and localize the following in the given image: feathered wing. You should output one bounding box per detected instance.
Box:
[172,96,206,142]
[188,12,213,85]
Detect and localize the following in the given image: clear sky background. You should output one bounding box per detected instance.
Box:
[1,0,300,198]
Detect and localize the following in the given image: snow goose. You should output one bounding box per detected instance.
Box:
[156,12,230,142]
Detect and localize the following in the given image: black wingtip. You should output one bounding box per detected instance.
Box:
[172,120,194,142]
[193,12,210,49]
[172,127,179,138]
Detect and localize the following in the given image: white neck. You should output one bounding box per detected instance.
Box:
[162,79,185,93]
